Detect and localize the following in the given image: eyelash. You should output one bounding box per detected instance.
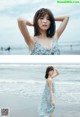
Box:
[40,17,50,20]
[40,17,43,19]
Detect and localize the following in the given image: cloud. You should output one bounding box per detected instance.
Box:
[0,0,80,19]
[58,17,80,43]
[0,0,30,10]
[0,0,80,47]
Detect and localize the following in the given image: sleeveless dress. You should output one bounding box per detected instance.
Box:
[30,39,60,55]
[38,78,55,117]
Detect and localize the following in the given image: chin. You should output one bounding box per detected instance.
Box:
[41,28,48,31]
[40,26,49,30]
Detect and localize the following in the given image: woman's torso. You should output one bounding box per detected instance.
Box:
[43,78,55,95]
[30,36,60,55]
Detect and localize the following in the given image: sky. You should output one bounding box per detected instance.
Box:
[0,0,80,47]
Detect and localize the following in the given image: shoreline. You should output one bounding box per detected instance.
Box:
[0,49,80,55]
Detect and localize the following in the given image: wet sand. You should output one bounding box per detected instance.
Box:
[0,93,80,117]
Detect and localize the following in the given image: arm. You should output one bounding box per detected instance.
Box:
[47,79,55,105]
[52,67,59,78]
[25,20,34,26]
[54,16,69,39]
[17,18,34,50]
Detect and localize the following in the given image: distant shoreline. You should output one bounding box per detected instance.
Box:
[0,42,80,55]
[0,49,80,55]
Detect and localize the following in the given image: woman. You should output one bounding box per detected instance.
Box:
[38,66,59,117]
[17,8,69,55]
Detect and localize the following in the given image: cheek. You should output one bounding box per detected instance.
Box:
[51,71,53,75]
[52,72,53,75]
[38,20,41,27]
[49,71,52,75]
[48,21,50,27]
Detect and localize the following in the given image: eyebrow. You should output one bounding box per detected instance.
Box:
[40,15,49,18]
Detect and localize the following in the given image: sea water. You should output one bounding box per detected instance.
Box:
[0,63,80,104]
[0,41,80,55]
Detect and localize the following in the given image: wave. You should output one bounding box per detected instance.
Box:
[0,79,80,83]
[0,79,80,104]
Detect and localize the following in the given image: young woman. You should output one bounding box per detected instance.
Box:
[39,66,59,117]
[17,8,69,55]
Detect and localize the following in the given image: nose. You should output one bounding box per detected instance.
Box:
[43,18,47,23]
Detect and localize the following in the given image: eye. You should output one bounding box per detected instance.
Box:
[40,17,44,19]
[47,17,50,20]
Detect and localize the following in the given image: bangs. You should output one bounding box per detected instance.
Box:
[49,66,54,71]
[37,9,49,19]
[47,66,54,71]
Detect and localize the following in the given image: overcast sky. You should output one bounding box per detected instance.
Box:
[0,0,80,47]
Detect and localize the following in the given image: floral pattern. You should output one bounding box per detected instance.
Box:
[30,39,60,55]
[38,79,55,117]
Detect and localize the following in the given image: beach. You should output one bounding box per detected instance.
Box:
[0,42,80,55]
[0,48,80,55]
[0,94,38,117]
[0,64,80,117]
[0,93,80,117]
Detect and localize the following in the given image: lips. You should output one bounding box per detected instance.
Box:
[42,25,47,26]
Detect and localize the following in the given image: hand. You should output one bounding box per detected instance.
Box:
[30,21,34,26]
[53,67,59,75]
[26,20,34,26]
[53,66,57,70]
[51,98,55,106]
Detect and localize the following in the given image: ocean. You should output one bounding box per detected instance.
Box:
[0,41,80,55]
[0,63,80,105]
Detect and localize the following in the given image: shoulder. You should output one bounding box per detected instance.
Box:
[32,36,38,41]
[32,36,38,40]
[52,32,58,41]
[30,36,37,45]
[47,78,52,83]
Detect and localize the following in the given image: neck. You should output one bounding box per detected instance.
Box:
[39,30,47,38]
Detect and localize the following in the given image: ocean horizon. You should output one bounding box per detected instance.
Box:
[0,41,80,55]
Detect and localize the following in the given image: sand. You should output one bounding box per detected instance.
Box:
[0,93,80,117]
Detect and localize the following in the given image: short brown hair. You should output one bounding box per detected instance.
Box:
[33,8,56,37]
[45,66,54,79]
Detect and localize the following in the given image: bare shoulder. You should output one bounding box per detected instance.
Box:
[32,36,38,42]
[52,32,58,41]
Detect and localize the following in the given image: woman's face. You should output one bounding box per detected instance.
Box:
[49,70,54,77]
[37,14,50,31]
